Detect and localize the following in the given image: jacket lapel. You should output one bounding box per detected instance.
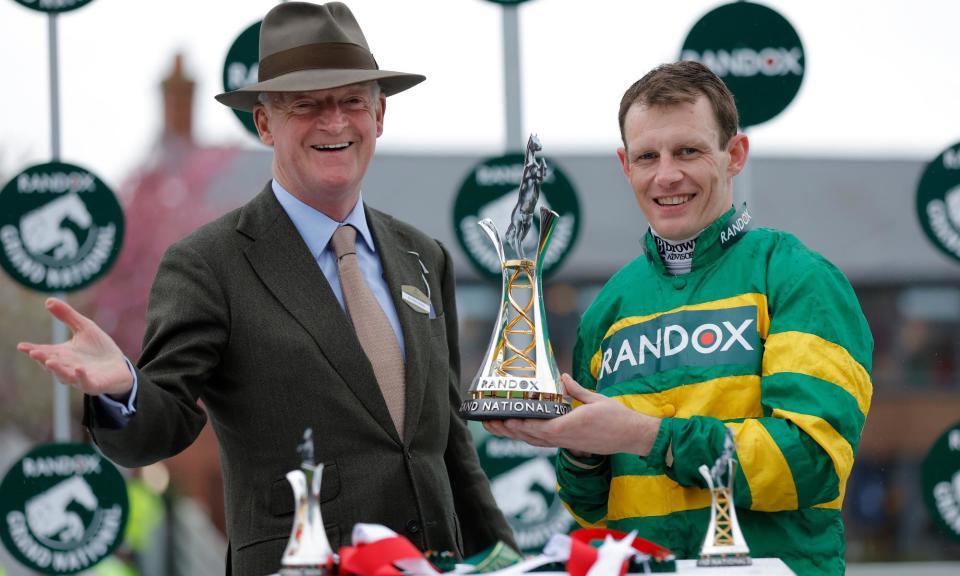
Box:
[237,186,399,441]
[367,207,431,447]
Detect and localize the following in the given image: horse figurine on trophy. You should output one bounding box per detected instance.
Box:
[505,134,548,260]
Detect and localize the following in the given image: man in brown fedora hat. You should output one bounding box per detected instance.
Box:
[18,2,515,574]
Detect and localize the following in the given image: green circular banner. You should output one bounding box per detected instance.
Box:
[476,435,575,554]
[916,142,960,264]
[0,443,129,574]
[11,0,94,13]
[0,162,124,293]
[681,1,805,129]
[453,153,580,280]
[921,421,960,541]
[222,20,261,137]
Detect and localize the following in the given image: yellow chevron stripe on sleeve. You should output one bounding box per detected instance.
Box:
[615,375,763,420]
[608,475,711,519]
[560,499,608,529]
[591,293,770,379]
[772,408,853,510]
[726,421,798,511]
[763,331,872,416]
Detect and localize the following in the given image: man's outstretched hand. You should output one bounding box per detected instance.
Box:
[482,374,662,457]
[17,297,132,398]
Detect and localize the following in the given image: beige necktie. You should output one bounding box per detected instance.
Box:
[330,225,405,436]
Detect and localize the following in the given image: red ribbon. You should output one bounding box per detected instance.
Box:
[339,536,425,576]
[566,536,602,576]
[566,528,674,576]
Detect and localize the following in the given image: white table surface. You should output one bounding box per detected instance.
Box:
[530,558,794,575]
[675,558,794,574]
[268,557,795,575]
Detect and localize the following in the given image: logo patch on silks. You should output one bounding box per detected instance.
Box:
[595,306,761,391]
[922,421,960,542]
[916,142,960,264]
[476,435,576,554]
[0,443,129,574]
[453,153,580,281]
[0,162,124,293]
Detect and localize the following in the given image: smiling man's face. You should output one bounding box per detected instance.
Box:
[616,95,748,241]
[255,82,385,220]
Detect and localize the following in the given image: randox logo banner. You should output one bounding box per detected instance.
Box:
[596,306,760,390]
[0,162,124,293]
[681,2,805,129]
[0,443,129,574]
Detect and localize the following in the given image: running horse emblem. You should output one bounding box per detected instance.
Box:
[504,134,547,260]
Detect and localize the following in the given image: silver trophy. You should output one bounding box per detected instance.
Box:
[280,429,336,575]
[459,135,571,420]
[698,430,751,567]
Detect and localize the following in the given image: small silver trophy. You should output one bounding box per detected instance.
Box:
[280,429,336,575]
[459,135,571,420]
[698,430,751,567]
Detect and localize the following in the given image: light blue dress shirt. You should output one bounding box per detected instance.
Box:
[271,180,405,356]
[98,180,405,423]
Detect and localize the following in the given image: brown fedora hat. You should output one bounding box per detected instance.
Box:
[216,1,425,112]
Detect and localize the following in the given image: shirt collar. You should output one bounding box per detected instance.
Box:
[271,180,376,259]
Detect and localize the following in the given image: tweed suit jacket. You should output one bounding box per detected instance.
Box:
[84,184,515,576]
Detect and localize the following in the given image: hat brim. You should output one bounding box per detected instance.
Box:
[215,69,426,112]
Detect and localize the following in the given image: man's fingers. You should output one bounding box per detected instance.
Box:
[561,373,604,404]
[25,344,72,365]
[483,421,509,436]
[45,297,88,334]
[17,342,37,354]
[43,358,76,385]
[74,366,92,389]
[43,359,97,392]
[485,419,557,448]
[23,346,54,364]
[504,419,560,448]
[485,419,528,438]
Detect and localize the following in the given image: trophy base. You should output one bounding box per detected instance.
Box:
[697,553,752,567]
[459,397,571,420]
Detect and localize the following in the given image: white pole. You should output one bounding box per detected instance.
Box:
[49,12,70,443]
[502,5,523,151]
